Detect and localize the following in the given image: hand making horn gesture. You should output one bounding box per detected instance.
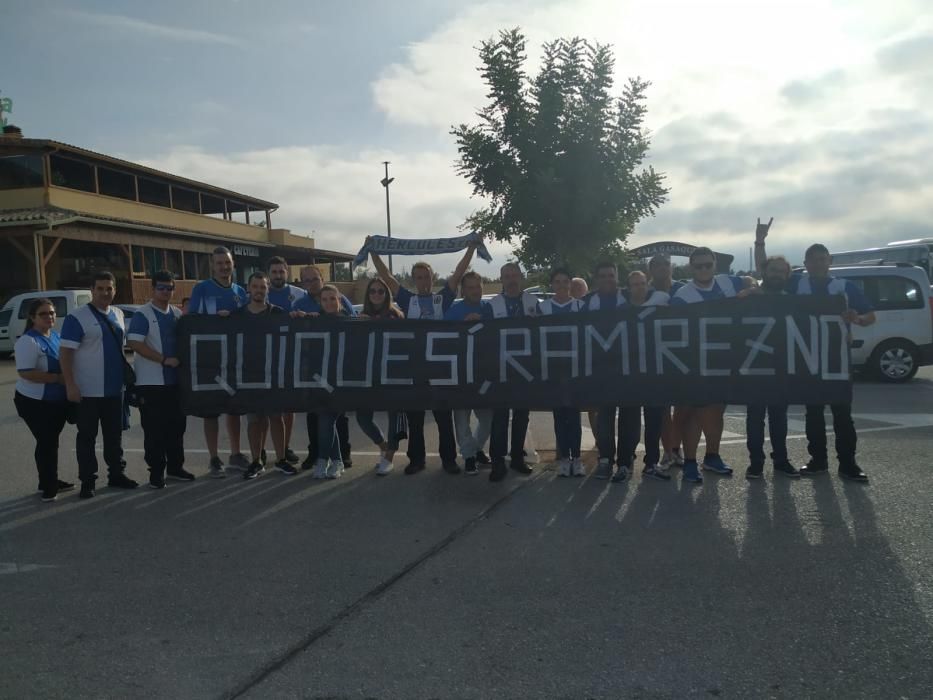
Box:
[755,217,774,243]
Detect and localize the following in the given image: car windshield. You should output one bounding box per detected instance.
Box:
[0,309,11,327]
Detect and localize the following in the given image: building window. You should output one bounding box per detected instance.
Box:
[49,154,95,192]
[138,177,171,207]
[183,251,210,280]
[164,249,183,277]
[201,193,225,219]
[132,246,145,277]
[98,167,136,201]
[227,200,248,224]
[0,154,44,189]
[172,186,200,213]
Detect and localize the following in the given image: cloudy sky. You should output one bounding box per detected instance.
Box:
[4,0,933,273]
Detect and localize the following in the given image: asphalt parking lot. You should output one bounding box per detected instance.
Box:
[1,361,931,699]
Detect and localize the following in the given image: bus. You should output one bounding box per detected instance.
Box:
[830,241,932,281]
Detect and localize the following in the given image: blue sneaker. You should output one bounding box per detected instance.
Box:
[682,460,703,483]
[701,454,733,476]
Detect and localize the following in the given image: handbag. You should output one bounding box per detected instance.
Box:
[88,305,139,405]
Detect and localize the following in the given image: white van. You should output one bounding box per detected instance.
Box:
[0,289,93,356]
[830,265,933,382]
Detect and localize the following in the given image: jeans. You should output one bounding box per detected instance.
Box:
[746,404,788,467]
[406,410,457,465]
[453,408,493,459]
[316,413,342,463]
[74,395,124,484]
[805,403,857,468]
[306,413,351,462]
[596,405,624,463]
[552,407,582,459]
[137,385,187,478]
[14,393,68,490]
[490,409,529,462]
[356,410,401,451]
[619,406,663,468]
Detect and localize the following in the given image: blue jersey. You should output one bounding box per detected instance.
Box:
[14,330,66,401]
[670,275,745,305]
[267,283,307,312]
[293,293,356,316]
[126,302,182,386]
[396,284,456,320]
[786,274,872,313]
[444,300,489,321]
[60,304,126,398]
[188,278,246,315]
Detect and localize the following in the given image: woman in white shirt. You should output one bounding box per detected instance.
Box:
[13,299,72,502]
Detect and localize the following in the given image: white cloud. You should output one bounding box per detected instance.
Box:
[136,0,933,276]
[136,145,508,273]
[65,10,242,47]
[369,0,933,267]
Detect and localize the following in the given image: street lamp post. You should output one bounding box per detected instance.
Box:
[380,161,394,273]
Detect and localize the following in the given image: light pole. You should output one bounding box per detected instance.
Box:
[380,161,394,273]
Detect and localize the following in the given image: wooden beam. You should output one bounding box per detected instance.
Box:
[7,236,32,262]
[34,233,44,289]
[42,236,63,266]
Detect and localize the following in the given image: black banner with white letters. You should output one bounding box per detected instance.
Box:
[176,295,851,414]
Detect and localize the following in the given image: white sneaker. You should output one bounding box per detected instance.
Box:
[557,458,571,478]
[571,458,586,477]
[527,449,540,464]
[326,459,345,479]
[660,452,674,469]
[311,459,328,480]
[672,450,685,467]
[375,457,394,476]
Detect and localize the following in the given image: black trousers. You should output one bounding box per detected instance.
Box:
[490,409,530,463]
[306,413,351,462]
[75,395,124,484]
[14,392,68,490]
[137,386,187,478]
[805,403,857,468]
[746,404,788,466]
[619,406,664,468]
[406,410,456,465]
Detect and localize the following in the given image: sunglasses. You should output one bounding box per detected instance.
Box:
[369,288,387,296]
[155,284,175,292]
[692,262,714,270]
[37,311,56,317]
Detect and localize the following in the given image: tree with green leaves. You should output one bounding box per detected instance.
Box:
[452,29,668,274]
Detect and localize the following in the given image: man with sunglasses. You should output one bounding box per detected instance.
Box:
[126,270,194,489]
[670,247,755,483]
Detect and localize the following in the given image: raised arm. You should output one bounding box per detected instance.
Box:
[447,242,477,293]
[368,238,400,296]
[754,217,773,273]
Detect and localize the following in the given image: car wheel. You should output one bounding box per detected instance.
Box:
[871,340,919,383]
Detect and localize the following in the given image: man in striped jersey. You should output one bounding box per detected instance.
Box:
[670,247,755,483]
